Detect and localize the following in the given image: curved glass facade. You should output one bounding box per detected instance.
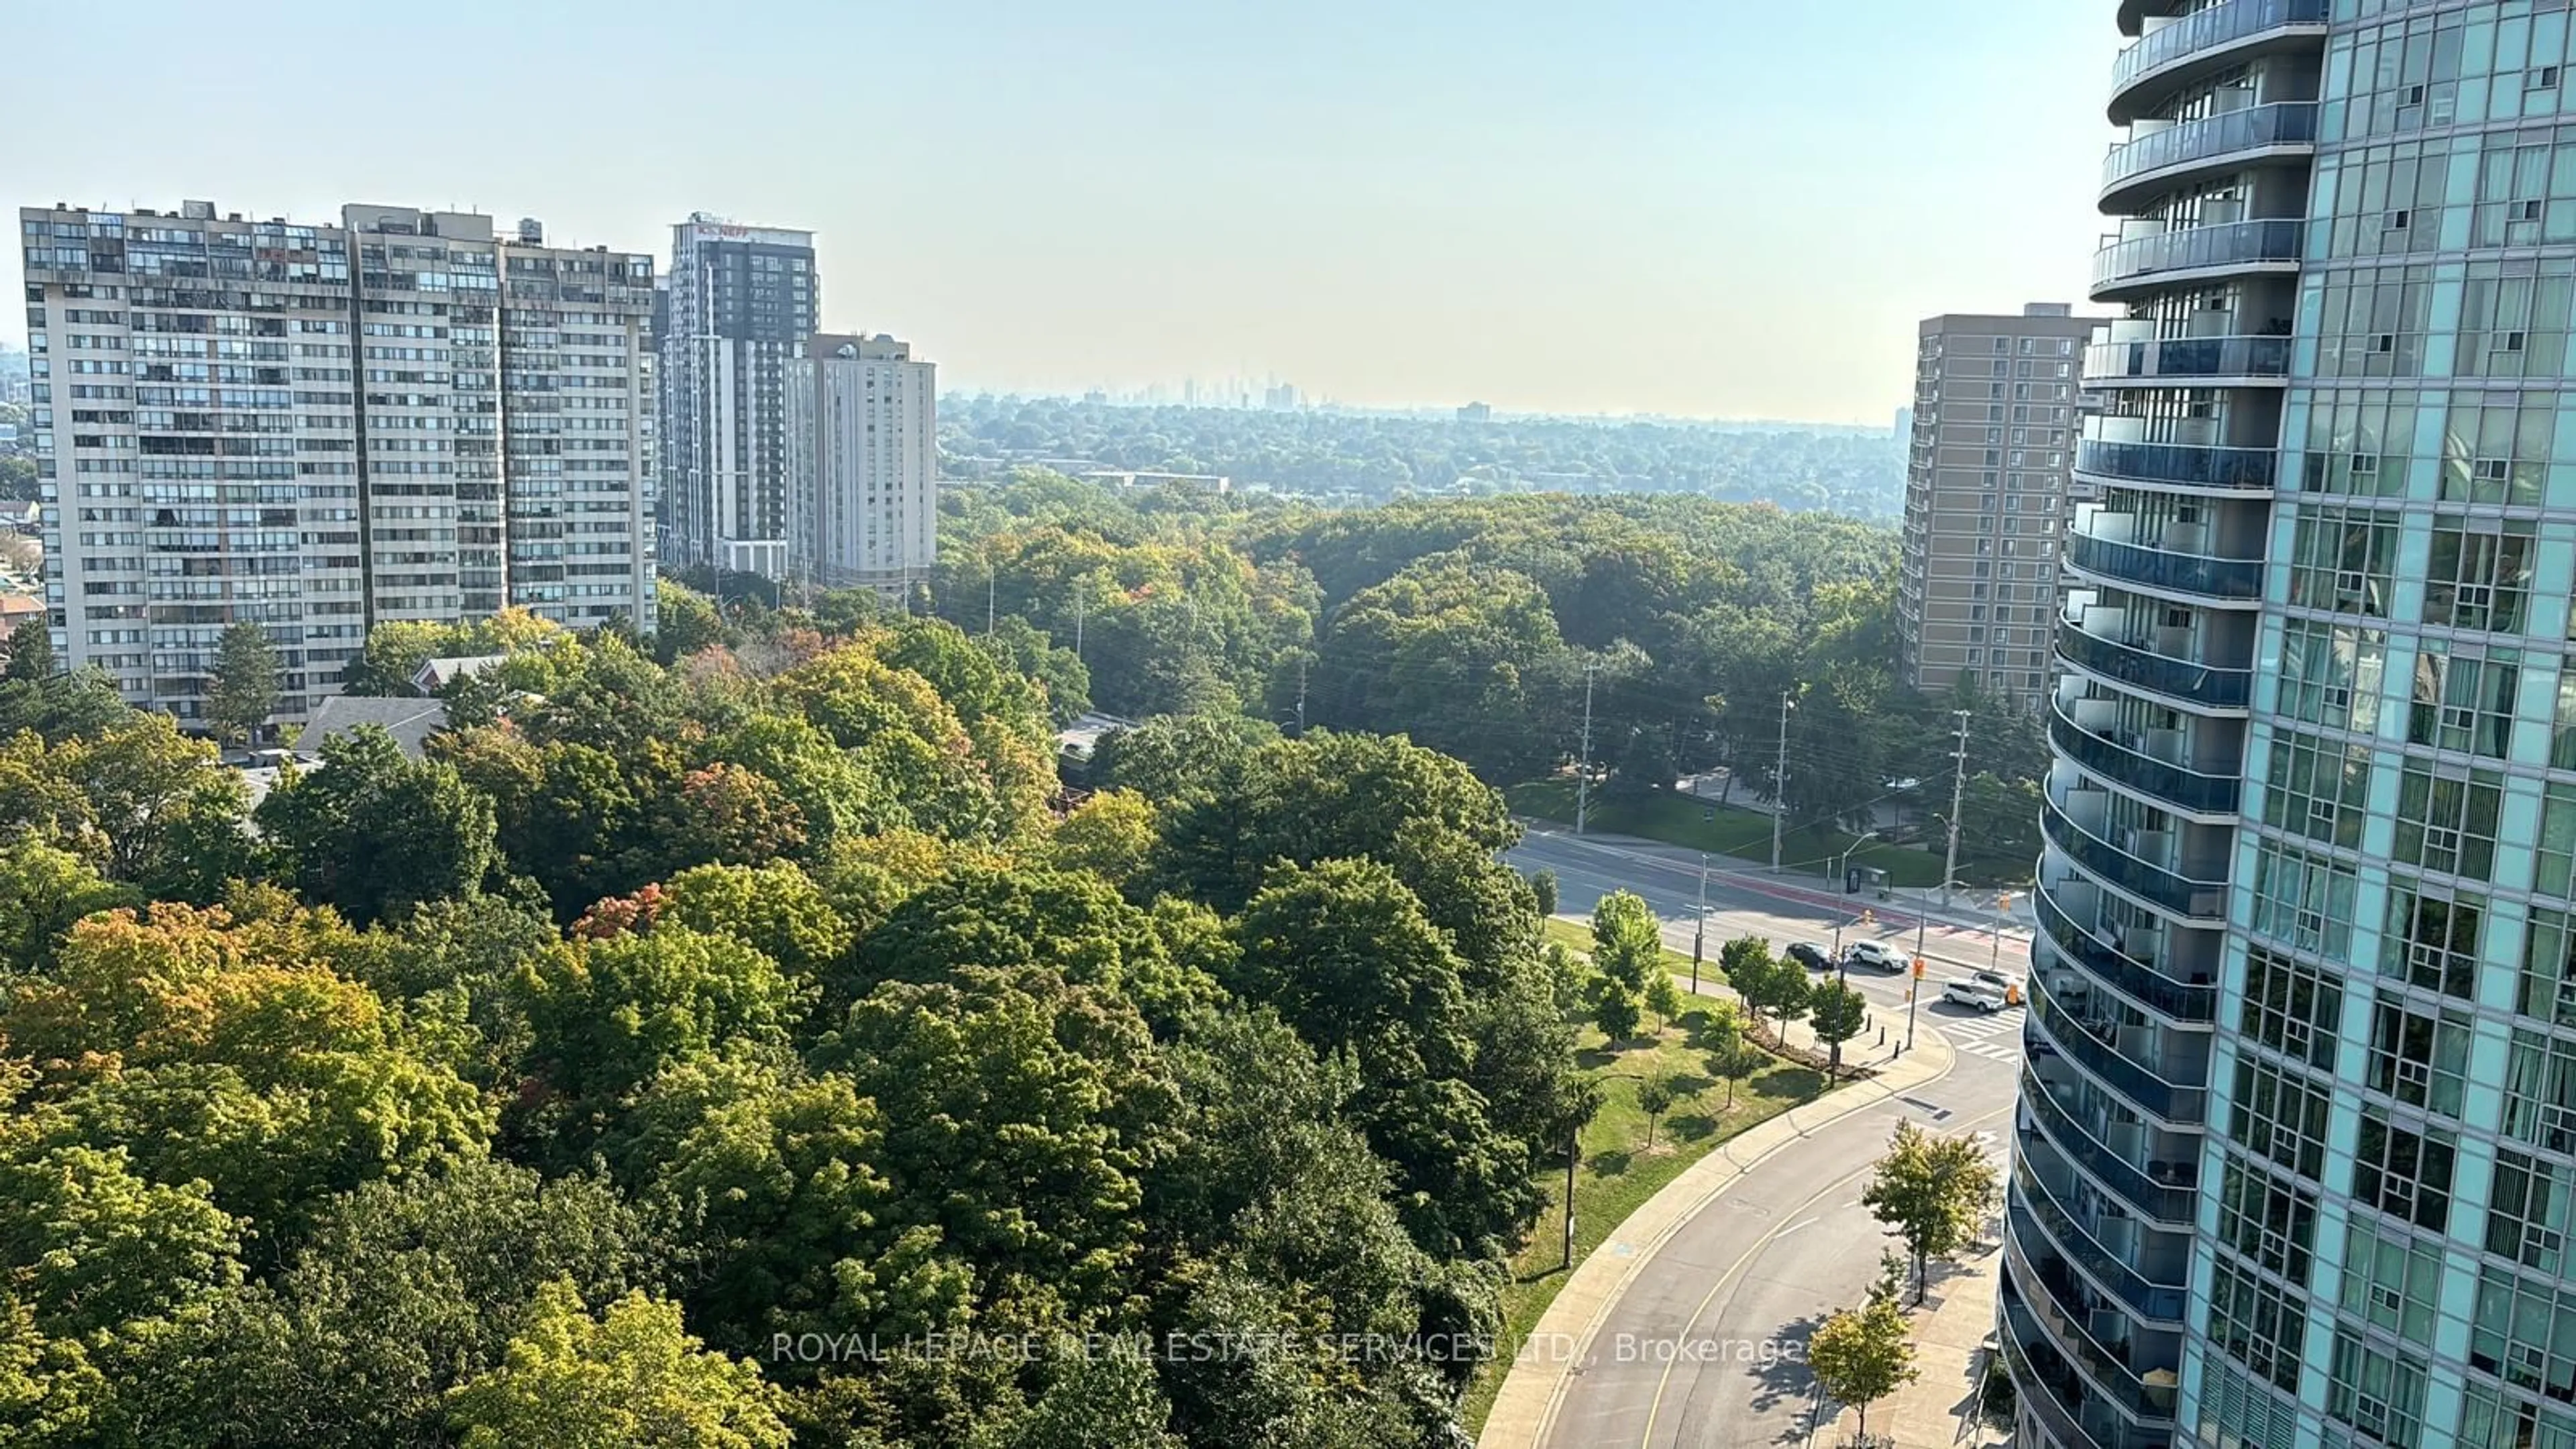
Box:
[2023,5,2576,1447]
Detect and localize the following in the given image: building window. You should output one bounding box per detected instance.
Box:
[2367,992,2473,1114]
[2519,908,2576,1028]
[2286,504,2398,616]
[2425,521,2536,633]
[2411,643,2518,759]
[2485,1149,2574,1278]
[2469,1265,2576,1403]
[2250,840,2359,958]
[2354,1111,2455,1232]
[2210,1256,2308,1393]
[2278,619,2386,733]
[2233,1055,2331,1180]
[2327,1330,2428,1445]
[2385,885,2483,1000]
[2394,763,2503,881]
[2502,1029,2576,1157]
[2241,948,2344,1069]
[2219,1153,2319,1281]
[2264,729,2373,849]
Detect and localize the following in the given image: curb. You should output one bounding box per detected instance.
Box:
[1475,1021,1961,1449]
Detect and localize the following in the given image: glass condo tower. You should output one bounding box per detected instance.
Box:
[2010,2,2576,1446]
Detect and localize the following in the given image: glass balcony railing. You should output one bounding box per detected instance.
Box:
[2103,103,2318,197]
[2013,1159,2190,1325]
[2063,531,2264,600]
[2092,218,2305,294]
[2040,798,2229,920]
[2047,704,2243,815]
[2004,1238,2183,1426]
[2112,0,2331,98]
[2000,1297,2118,1449]
[2034,882,2217,1024]
[2028,975,2208,1123]
[2054,619,2253,709]
[2023,1065,2200,1226]
[2082,333,2291,386]
[2074,437,2278,491]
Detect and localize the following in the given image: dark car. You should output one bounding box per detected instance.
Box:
[1786,941,1833,972]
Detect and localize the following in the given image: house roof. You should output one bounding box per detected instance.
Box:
[298,695,449,761]
[412,654,508,692]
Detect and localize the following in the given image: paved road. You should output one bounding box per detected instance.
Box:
[1504,830,2025,1449]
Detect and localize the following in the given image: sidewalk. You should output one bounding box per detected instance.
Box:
[1815,1242,2008,1448]
[1477,1018,1960,1448]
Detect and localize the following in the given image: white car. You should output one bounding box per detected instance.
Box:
[1970,969,2025,1005]
[1943,979,2010,1012]
[1843,941,1908,973]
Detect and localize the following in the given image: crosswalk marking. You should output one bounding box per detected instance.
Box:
[1959,1040,2024,1064]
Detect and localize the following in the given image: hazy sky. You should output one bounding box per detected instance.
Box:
[4,0,2118,422]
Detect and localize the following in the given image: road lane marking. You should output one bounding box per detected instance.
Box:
[1630,1099,2019,1449]
[1778,1216,1821,1237]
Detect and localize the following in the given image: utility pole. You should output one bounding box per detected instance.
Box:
[1691,854,1708,994]
[1562,1119,1580,1271]
[1943,710,1970,908]
[1071,590,1085,659]
[1770,690,1794,873]
[1576,659,1599,836]
[985,568,997,637]
[1295,653,1309,737]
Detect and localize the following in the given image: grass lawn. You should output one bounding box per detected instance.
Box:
[1509,778,2029,888]
[1460,955,1831,1432]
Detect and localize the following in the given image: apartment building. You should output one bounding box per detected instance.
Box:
[658,213,816,579]
[1897,304,2104,708]
[19,199,655,726]
[787,333,936,596]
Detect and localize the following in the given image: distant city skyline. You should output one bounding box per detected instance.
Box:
[7,0,2114,421]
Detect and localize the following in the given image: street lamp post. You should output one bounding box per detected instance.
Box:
[1831,830,1882,894]
[1690,854,1708,995]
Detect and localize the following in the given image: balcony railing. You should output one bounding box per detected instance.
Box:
[2000,1297,2117,1449]
[2074,437,2278,492]
[2092,219,2305,294]
[2034,882,2216,1024]
[2023,1065,2200,1226]
[2112,0,2332,98]
[2012,1158,2190,1325]
[2047,704,2243,816]
[2040,798,2229,920]
[2103,103,2319,198]
[2082,333,2291,387]
[2004,1235,2183,1424]
[2028,976,2208,1123]
[2054,619,2252,710]
[2063,531,2264,601]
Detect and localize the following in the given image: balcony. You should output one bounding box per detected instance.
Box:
[2048,704,2241,817]
[2034,882,2216,1024]
[2028,975,2208,1124]
[2074,437,2277,493]
[2000,1274,2176,1449]
[2004,1236,2184,1424]
[2082,333,2291,388]
[2012,1158,2189,1325]
[2110,0,2332,123]
[2090,219,2304,301]
[2040,798,2229,920]
[2054,619,2251,710]
[2102,103,2318,211]
[2023,1067,2199,1227]
[2063,531,2263,602]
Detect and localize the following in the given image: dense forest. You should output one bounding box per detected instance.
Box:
[941,396,1905,519]
[0,600,1596,1446]
[926,474,2046,863]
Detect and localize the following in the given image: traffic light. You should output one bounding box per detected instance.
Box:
[1912,957,1927,978]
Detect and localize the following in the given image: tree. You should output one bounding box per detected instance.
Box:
[1699,1006,1764,1110]
[1,617,52,683]
[256,725,498,926]
[1527,867,1558,918]
[1806,1287,1918,1442]
[1722,935,1807,1038]
[444,1280,790,1449]
[1590,891,1660,1042]
[1644,967,1682,1034]
[1957,771,2043,875]
[966,1338,1186,1449]
[1809,979,1869,1078]
[1634,1071,1680,1151]
[1862,1121,2002,1305]
[205,622,280,748]
[512,927,800,1098]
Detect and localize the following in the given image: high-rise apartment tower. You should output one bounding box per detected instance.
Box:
[786,333,936,597]
[659,213,816,580]
[19,201,656,726]
[2008,5,2576,1447]
[1898,305,2106,708]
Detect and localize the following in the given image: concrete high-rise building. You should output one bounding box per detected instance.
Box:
[20,200,655,727]
[1893,405,1914,439]
[2010,5,2576,1448]
[659,213,816,579]
[1897,305,2104,708]
[787,333,936,596]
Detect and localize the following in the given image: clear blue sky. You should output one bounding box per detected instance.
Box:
[5,0,2117,421]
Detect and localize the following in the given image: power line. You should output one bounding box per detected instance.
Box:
[1576,657,1599,836]
[1943,708,1970,908]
